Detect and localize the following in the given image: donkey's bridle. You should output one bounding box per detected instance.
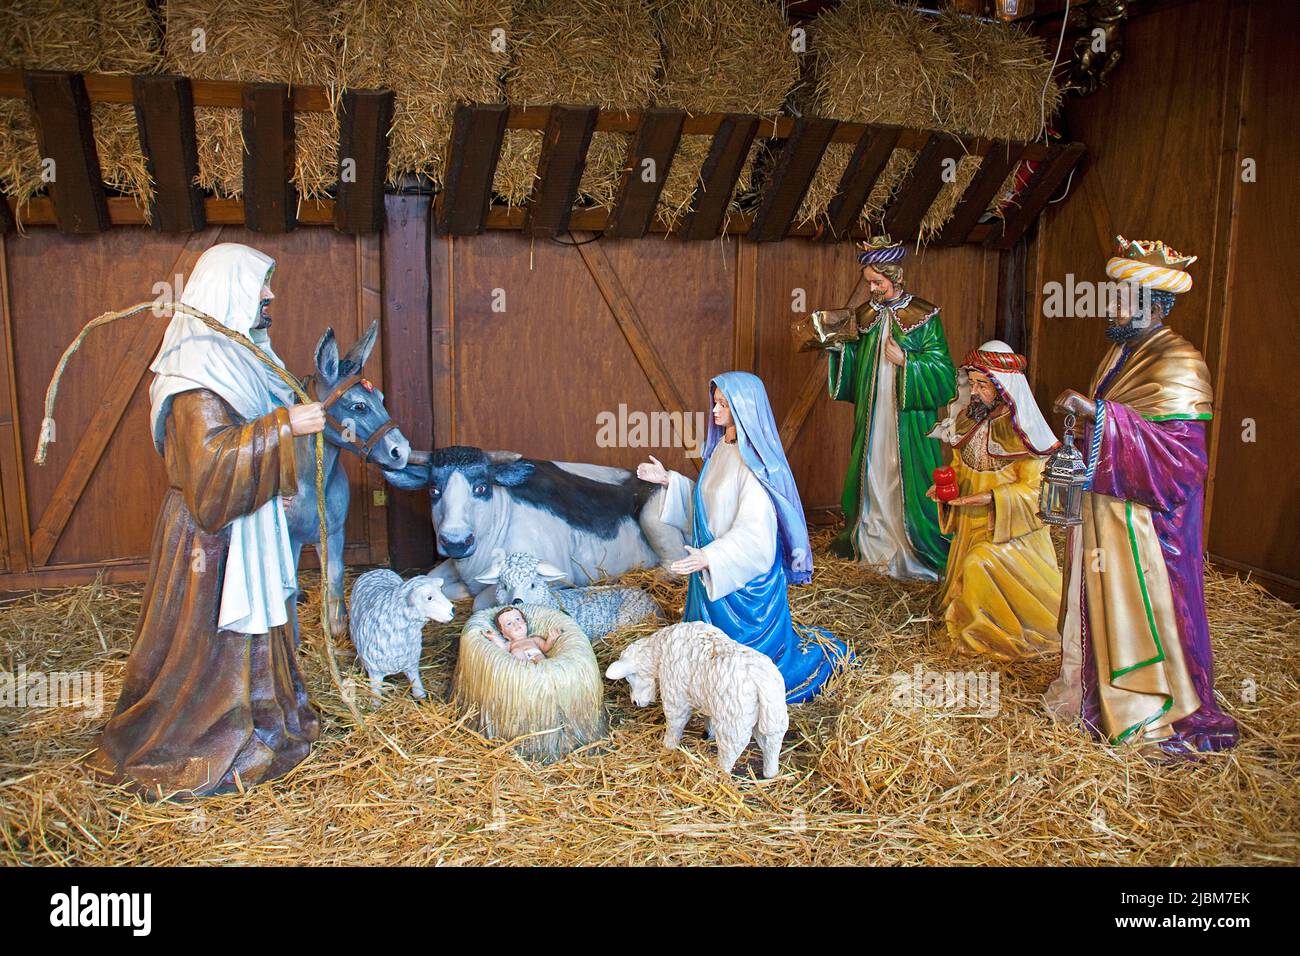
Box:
[305,373,398,462]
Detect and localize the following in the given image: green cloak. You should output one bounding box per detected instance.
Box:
[827,294,955,570]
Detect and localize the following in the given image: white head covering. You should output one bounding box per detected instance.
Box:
[148,243,299,635]
[931,340,1059,456]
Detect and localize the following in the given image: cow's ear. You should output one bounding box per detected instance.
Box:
[380,461,429,490]
[341,319,379,375]
[491,458,534,487]
[315,327,340,383]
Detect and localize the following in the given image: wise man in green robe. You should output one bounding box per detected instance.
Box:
[823,238,956,579]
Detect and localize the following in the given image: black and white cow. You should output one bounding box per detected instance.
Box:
[383,446,686,609]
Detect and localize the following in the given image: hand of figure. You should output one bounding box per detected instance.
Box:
[925,483,938,502]
[546,627,561,641]
[669,546,709,575]
[883,337,905,366]
[289,402,326,436]
[1053,389,1095,421]
[636,454,670,486]
[949,492,993,508]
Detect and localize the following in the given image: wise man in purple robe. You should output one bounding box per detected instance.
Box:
[1044,236,1239,757]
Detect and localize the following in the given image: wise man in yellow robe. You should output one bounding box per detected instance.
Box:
[927,341,1062,660]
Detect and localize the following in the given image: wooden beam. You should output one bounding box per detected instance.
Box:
[733,241,759,372]
[882,132,967,241]
[748,116,837,242]
[523,105,598,238]
[0,234,31,572]
[779,356,829,452]
[0,191,14,234]
[606,108,686,239]
[132,74,205,233]
[823,124,902,241]
[334,88,394,235]
[678,113,760,240]
[934,140,1026,246]
[572,232,699,471]
[241,82,296,233]
[437,103,509,236]
[987,141,1086,249]
[29,228,225,566]
[24,71,109,234]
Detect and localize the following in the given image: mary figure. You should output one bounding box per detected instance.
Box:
[638,372,851,703]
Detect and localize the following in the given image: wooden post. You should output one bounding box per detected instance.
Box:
[823,124,901,242]
[132,74,205,232]
[882,133,967,241]
[748,117,837,242]
[523,105,598,238]
[334,88,395,235]
[241,82,296,233]
[24,71,109,234]
[437,103,509,236]
[606,108,685,238]
[678,114,760,240]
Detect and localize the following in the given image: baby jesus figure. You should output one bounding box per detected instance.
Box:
[481,607,560,665]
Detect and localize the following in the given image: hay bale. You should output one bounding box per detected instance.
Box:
[452,604,607,762]
[652,0,799,228]
[0,0,160,211]
[335,0,512,189]
[163,0,338,199]
[799,0,957,230]
[492,0,659,209]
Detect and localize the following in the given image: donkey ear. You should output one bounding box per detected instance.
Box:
[491,458,534,488]
[315,327,340,382]
[341,319,379,375]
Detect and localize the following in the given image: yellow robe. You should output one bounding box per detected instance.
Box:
[937,412,1061,660]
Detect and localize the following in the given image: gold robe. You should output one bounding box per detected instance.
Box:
[88,389,319,798]
[937,410,1061,660]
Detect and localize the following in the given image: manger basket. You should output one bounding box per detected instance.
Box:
[452,604,607,762]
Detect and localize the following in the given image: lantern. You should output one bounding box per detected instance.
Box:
[994,0,1035,22]
[1038,414,1088,526]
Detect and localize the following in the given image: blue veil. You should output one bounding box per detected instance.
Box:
[703,372,814,585]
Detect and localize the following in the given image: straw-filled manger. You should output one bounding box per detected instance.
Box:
[1,529,1295,866]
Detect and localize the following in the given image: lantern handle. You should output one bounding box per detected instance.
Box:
[1063,412,1077,433]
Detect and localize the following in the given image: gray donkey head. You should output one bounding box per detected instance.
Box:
[313,320,411,471]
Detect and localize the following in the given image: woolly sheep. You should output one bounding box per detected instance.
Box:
[349,569,454,699]
[475,550,662,640]
[605,621,789,778]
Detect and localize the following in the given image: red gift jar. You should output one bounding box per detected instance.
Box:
[933,466,959,502]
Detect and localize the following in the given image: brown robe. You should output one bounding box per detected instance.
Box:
[88,388,319,798]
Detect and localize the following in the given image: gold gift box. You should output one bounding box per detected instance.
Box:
[792,308,858,352]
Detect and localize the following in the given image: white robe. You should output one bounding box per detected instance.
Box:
[855,311,937,581]
[660,441,778,601]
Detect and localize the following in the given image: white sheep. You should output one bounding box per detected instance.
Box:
[349,569,455,699]
[605,621,789,778]
[475,550,662,640]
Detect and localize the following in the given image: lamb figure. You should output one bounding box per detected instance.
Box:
[349,569,455,699]
[605,621,789,778]
[476,550,663,640]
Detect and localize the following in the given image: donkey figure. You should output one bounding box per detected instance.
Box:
[285,321,411,640]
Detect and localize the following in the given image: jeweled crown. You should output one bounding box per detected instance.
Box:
[1114,235,1197,270]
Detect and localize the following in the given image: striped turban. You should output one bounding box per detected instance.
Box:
[857,242,906,267]
[1104,235,1197,294]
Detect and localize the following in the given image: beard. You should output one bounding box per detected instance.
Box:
[1104,319,1145,343]
[967,397,998,422]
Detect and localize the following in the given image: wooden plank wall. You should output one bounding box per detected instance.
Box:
[1026,0,1298,601]
[0,226,388,590]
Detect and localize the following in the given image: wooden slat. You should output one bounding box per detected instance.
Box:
[356,231,390,561]
[823,124,902,241]
[606,108,686,238]
[733,241,759,372]
[437,103,509,236]
[749,117,837,242]
[987,142,1086,249]
[0,191,14,234]
[29,228,224,566]
[132,74,205,233]
[934,140,1026,246]
[572,232,699,471]
[523,105,598,238]
[778,356,829,451]
[241,82,296,233]
[24,71,109,234]
[334,88,394,234]
[0,234,31,572]
[882,132,967,242]
[678,114,760,240]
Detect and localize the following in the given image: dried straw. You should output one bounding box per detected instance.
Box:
[163,0,338,200]
[335,0,512,189]
[452,604,607,762]
[2,529,1295,866]
[799,0,957,231]
[492,0,659,209]
[652,0,799,228]
[0,0,160,212]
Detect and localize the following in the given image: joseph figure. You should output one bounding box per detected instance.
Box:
[1044,236,1239,756]
[89,243,327,798]
[825,238,955,579]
